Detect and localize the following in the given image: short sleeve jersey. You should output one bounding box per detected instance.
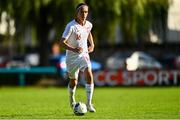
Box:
[62,20,92,58]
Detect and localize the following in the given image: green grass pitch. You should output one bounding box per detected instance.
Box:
[0,86,180,119]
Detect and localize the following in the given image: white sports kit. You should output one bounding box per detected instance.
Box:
[62,20,93,79]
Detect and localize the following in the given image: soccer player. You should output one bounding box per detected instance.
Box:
[60,3,96,112]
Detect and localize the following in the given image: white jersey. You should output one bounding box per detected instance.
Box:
[62,20,93,79]
[62,19,92,58]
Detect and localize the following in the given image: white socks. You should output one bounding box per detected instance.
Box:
[68,84,94,106]
[85,84,94,105]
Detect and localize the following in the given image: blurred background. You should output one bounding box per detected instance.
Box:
[0,0,180,86]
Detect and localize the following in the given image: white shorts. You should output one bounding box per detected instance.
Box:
[66,54,91,79]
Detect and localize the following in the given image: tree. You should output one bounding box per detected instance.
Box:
[0,0,170,59]
[0,0,84,65]
[87,0,120,45]
[88,0,170,45]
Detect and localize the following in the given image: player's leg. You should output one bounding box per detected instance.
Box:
[67,67,79,108]
[66,57,81,109]
[68,78,78,108]
[84,68,96,112]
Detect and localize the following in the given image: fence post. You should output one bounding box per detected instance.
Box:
[19,73,25,86]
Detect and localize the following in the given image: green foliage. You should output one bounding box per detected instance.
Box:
[0,0,170,51]
[89,0,170,44]
[88,0,121,45]
[0,0,84,65]
[0,0,84,41]
[121,0,170,44]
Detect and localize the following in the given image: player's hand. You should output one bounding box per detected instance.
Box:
[88,46,94,53]
[74,47,83,53]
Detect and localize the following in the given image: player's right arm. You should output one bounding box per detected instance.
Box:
[60,38,82,53]
[60,23,82,53]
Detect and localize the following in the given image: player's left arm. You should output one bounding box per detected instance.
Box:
[88,32,94,53]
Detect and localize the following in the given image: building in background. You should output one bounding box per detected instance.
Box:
[167,0,180,42]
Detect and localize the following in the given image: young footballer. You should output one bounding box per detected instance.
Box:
[60,3,96,112]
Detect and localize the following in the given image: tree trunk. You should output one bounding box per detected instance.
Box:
[37,6,51,66]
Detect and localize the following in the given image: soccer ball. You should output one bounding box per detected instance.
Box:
[73,102,87,116]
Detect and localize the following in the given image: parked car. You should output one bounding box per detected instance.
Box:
[25,53,40,66]
[175,56,180,69]
[6,55,29,68]
[126,51,162,71]
[105,51,132,70]
[158,54,180,69]
[0,56,8,67]
[6,53,40,68]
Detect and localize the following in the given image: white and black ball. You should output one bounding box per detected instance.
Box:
[73,102,87,116]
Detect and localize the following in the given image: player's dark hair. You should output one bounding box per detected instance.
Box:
[76,3,88,11]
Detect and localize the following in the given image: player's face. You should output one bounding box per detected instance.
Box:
[77,6,88,22]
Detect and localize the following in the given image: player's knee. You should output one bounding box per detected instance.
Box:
[86,76,94,84]
[87,72,93,79]
[69,79,78,87]
[74,80,78,86]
